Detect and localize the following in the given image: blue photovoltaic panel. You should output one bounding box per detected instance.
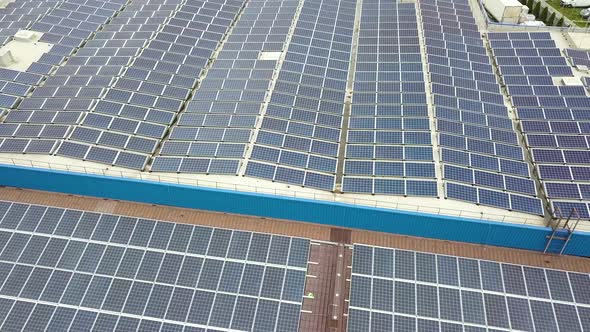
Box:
[444,164,537,196]
[348,244,590,331]
[0,0,126,155]
[566,48,590,67]
[0,200,310,331]
[0,0,243,170]
[246,0,356,188]
[446,181,543,215]
[490,32,590,217]
[159,0,298,174]
[343,0,435,197]
[420,0,543,213]
[342,177,437,196]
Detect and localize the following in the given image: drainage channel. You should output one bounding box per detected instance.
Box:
[334,0,364,192]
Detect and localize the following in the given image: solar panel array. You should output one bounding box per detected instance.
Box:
[490,32,590,218]
[0,0,245,170]
[46,0,172,169]
[0,0,127,158]
[0,0,58,45]
[0,0,62,122]
[244,0,356,191]
[565,48,590,68]
[342,0,437,197]
[0,200,310,332]
[4,0,590,218]
[65,0,242,169]
[153,0,298,175]
[420,0,543,215]
[348,244,590,332]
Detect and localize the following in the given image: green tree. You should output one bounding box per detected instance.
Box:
[533,1,541,17]
[526,0,534,11]
[539,7,548,21]
[547,12,556,25]
[557,17,565,26]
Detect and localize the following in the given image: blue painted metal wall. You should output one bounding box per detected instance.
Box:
[1,164,589,256]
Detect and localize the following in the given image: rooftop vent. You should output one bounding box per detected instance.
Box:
[0,30,52,71]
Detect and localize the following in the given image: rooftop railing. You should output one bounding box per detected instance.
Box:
[0,156,550,227]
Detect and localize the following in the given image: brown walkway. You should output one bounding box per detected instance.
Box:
[301,241,352,332]
[2,186,589,274]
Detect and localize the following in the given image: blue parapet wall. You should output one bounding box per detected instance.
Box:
[1,163,589,256]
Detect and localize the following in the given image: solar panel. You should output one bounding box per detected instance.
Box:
[344,0,434,196]
[488,32,590,217]
[0,0,588,220]
[417,0,548,212]
[153,0,298,174]
[236,0,354,179]
[0,200,310,331]
[0,0,243,167]
[348,244,590,331]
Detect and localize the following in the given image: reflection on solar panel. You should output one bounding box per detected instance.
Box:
[419,0,543,215]
[0,200,310,331]
[342,0,437,197]
[490,32,590,218]
[348,244,590,331]
[245,0,357,190]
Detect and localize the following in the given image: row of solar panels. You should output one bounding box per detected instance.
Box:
[340,0,437,197]
[2,0,590,219]
[0,0,543,214]
[420,0,545,215]
[0,0,246,172]
[348,243,590,331]
[0,200,310,331]
[490,31,590,218]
